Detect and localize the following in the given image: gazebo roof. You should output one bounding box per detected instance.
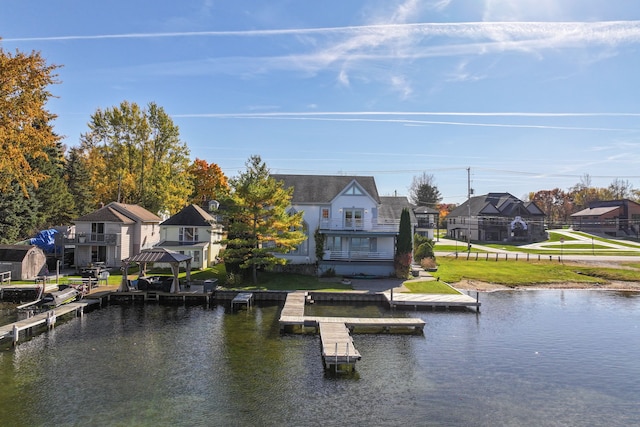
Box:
[123,247,192,264]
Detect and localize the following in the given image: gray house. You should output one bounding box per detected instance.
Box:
[447,192,546,243]
[0,245,48,281]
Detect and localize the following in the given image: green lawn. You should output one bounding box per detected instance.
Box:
[434,258,605,286]
[403,279,462,294]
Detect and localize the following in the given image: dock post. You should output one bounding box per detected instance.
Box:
[12,324,18,346]
[47,311,56,329]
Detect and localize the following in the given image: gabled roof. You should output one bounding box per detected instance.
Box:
[450,193,545,218]
[378,196,416,223]
[74,202,162,224]
[0,245,42,262]
[123,247,192,264]
[413,205,439,215]
[161,204,216,227]
[272,174,380,204]
[571,206,619,217]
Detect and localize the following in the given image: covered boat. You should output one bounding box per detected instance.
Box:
[39,287,79,308]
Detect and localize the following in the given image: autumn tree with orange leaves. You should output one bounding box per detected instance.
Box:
[189,158,229,206]
[0,47,60,195]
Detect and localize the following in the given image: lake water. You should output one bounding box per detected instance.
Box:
[0,290,639,426]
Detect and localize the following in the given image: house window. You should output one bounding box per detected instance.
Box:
[343,184,363,195]
[326,236,342,251]
[290,221,309,256]
[91,246,106,263]
[91,223,105,241]
[351,237,376,253]
[344,209,364,229]
[179,227,199,242]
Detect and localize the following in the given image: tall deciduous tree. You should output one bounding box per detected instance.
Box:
[223,155,305,284]
[189,158,229,206]
[80,101,192,214]
[529,188,573,226]
[0,47,60,195]
[409,173,442,207]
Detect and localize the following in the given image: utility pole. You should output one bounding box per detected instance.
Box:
[467,167,472,251]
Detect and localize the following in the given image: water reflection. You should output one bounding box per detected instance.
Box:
[0,291,638,426]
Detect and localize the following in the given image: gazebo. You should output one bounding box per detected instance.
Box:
[119,247,192,293]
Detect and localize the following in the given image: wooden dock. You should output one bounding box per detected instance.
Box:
[319,322,361,372]
[0,300,100,345]
[279,292,425,372]
[383,290,480,311]
[231,292,253,311]
[279,291,306,318]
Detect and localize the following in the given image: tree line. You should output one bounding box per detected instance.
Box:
[1,47,228,244]
[3,46,639,248]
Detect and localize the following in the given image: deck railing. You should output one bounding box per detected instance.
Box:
[319,219,399,233]
[324,250,394,261]
[65,233,119,244]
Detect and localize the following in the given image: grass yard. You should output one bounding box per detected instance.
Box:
[434,258,605,286]
[403,279,462,294]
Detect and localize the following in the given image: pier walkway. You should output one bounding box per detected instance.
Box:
[279,291,425,372]
[383,290,480,310]
[319,322,361,372]
[0,300,100,345]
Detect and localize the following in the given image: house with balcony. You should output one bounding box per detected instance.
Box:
[447,193,546,243]
[413,205,440,240]
[271,174,416,277]
[156,204,224,269]
[571,199,640,237]
[70,202,162,269]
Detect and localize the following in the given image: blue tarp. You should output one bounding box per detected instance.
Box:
[30,229,58,253]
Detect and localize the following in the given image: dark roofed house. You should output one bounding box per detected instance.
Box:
[71,202,162,269]
[0,245,47,281]
[272,174,416,277]
[157,204,224,269]
[447,192,546,243]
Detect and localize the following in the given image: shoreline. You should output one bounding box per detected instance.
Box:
[452,279,640,292]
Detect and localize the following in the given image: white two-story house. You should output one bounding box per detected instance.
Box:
[71,202,162,269]
[156,204,224,269]
[272,174,416,277]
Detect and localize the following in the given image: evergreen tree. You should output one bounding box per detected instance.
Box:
[409,173,442,207]
[223,155,305,284]
[65,147,96,216]
[0,184,40,244]
[30,141,76,228]
[394,208,413,278]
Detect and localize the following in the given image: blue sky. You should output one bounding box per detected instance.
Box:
[3,0,640,204]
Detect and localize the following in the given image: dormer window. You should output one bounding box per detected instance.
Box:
[343,184,363,195]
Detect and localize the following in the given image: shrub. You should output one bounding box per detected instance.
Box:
[420,257,438,271]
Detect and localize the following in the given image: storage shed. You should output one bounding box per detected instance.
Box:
[0,245,48,281]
